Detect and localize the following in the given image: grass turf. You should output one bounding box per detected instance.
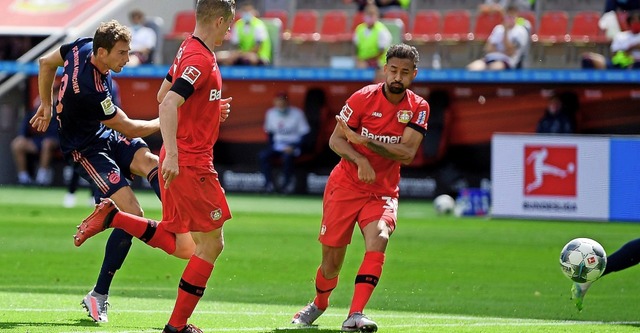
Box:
[0,186,639,332]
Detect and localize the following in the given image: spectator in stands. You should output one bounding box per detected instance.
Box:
[353,4,393,69]
[127,9,157,65]
[479,0,534,13]
[344,0,411,14]
[535,93,575,134]
[582,11,640,69]
[605,0,640,13]
[218,2,272,66]
[466,5,529,70]
[11,94,59,186]
[259,91,310,194]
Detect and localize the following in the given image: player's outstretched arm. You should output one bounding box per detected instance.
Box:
[335,115,423,165]
[30,48,63,132]
[102,108,160,138]
[329,118,376,184]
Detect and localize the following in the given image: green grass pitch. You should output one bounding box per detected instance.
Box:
[0,186,639,332]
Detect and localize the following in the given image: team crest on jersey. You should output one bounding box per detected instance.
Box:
[101,97,115,116]
[397,110,413,123]
[210,208,222,221]
[181,66,201,85]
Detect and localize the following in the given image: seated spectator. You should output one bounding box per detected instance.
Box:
[218,2,271,66]
[536,93,575,134]
[353,4,392,69]
[128,9,157,65]
[259,92,310,193]
[583,11,640,69]
[11,100,59,186]
[344,0,411,14]
[479,0,533,13]
[467,5,529,71]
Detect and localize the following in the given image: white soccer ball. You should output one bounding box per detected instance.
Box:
[559,238,607,283]
[434,194,455,215]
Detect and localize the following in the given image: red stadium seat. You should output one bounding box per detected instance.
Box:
[472,11,504,41]
[441,10,472,41]
[519,11,537,34]
[283,10,319,41]
[319,10,349,42]
[350,11,364,33]
[166,10,195,39]
[618,11,629,31]
[568,10,606,43]
[264,9,289,32]
[532,10,568,43]
[383,10,410,32]
[405,10,441,42]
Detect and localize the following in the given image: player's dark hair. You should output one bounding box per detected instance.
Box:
[92,20,131,55]
[386,44,419,68]
[196,0,236,23]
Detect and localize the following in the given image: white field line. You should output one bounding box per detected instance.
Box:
[3,307,640,327]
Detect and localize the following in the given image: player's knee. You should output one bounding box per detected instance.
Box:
[195,239,224,262]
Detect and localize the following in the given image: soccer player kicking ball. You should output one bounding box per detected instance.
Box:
[572,238,640,311]
[291,44,429,332]
[74,1,236,332]
[32,20,167,323]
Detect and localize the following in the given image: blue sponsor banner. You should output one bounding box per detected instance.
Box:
[2,61,640,83]
[609,138,640,222]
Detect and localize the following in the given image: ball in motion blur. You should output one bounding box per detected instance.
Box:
[559,238,607,283]
[434,194,455,215]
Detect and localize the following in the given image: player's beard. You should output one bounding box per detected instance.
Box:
[388,82,405,94]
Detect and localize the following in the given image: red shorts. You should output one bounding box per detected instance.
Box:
[160,164,231,234]
[319,180,398,247]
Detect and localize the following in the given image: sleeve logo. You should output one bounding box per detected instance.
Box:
[339,103,354,121]
[101,97,115,116]
[181,66,201,85]
[417,110,428,125]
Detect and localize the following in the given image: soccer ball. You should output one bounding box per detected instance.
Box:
[559,238,607,283]
[434,194,455,215]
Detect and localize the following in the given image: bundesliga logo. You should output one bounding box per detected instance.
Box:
[523,145,577,197]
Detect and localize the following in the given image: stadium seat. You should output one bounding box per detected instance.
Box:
[472,11,504,41]
[165,10,195,39]
[283,9,319,41]
[405,10,441,43]
[567,10,606,43]
[618,11,629,31]
[319,10,349,42]
[441,10,472,42]
[350,11,364,33]
[519,11,537,34]
[531,10,568,43]
[264,10,289,33]
[383,10,410,33]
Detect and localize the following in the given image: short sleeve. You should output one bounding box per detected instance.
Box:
[83,91,118,121]
[408,99,430,136]
[170,53,212,100]
[340,93,364,129]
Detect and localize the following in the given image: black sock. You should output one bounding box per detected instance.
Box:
[94,229,133,295]
[147,166,161,200]
[602,238,640,277]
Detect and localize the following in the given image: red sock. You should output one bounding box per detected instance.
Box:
[313,266,338,310]
[110,213,176,254]
[349,251,385,315]
[168,255,214,330]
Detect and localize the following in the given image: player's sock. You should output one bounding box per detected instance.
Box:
[313,266,338,310]
[147,167,161,200]
[602,238,640,277]
[168,255,213,330]
[94,228,133,295]
[111,213,176,254]
[349,251,385,315]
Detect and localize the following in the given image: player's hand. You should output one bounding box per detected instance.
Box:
[335,115,367,145]
[356,157,376,184]
[161,154,179,189]
[29,104,52,132]
[219,97,232,122]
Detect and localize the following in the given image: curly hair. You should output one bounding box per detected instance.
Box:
[92,20,131,55]
[386,44,420,68]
